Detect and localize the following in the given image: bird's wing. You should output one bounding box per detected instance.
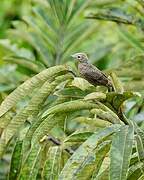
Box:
[91,64,108,78]
[83,63,109,85]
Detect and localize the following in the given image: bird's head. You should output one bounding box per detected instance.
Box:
[71,53,88,63]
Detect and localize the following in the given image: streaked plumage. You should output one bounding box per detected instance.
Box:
[71,53,113,88]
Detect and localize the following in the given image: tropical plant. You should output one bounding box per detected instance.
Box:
[0,0,100,99]
[0,0,144,97]
[0,0,144,179]
[0,0,31,38]
[86,0,144,93]
[1,0,100,67]
[0,64,143,179]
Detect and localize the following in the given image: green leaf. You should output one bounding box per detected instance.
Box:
[0,65,68,117]
[42,146,62,179]
[110,125,134,180]
[76,141,111,180]
[91,141,111,179]
[48,0,67,25]
[86,8,135,24]
[54,87,88,98]
[71,77,93,91]
[110,72,123,93]
[0,39,35,59]
[32,6,56,35]
[18,144,43,179]
[0,84,16,93]
[64,131,93,143]
[118,25,144,53]
[22,115,53,156]
[84,92,106,101]
[91,101,122,124]
[64,23,98,59]
[138,174,144,180]
[4,56,44,73]
[95,167,109,180]
[66,0,91,24]
[12,28,51,66]
[135,134,144,172]
[127,162,143,180]
[42,100,99,118]
[136,0,144,8]
[74,117,112,128]
[0,111,14,130]
[23,14,55,52]
[0,74,72,157]
[106,91,138,111]
[59,125,120,179]
[130,152,139,166]
[90,108,121,124]
[9,140,23,180]
[31,113,66,145]
[131,121,144,146]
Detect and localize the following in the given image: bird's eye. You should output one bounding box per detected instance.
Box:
[77,55,81,59]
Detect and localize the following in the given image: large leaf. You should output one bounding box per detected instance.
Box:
[8,0,98,66]
[73,117,112,129]
[42,146,62,179]
[4,56,45,73]
[64,131,93,143]
[110,125,134,180]
[106,91,139,111]
[95,167,109,180]
[18,144,43,179]
[59,125,120,179]
[54,87,88,99]
[21,115,54,157]
[9,140,23,180]
[110,72,123,93]
[0,74,72,157]
[0,65,68,117]
[127,162,143,180]
[118,25,144,53]
[86,8,135,24]
[31,113,67,146]
[42,100,99,118]
[76,141,111,180]
[135,134,144,173]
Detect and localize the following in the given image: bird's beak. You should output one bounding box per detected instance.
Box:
[71,54,75,58]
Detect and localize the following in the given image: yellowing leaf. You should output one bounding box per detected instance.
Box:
[71,77,93,91]
[84,92,106,100]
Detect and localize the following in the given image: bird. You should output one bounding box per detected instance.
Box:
[71,52,113,89]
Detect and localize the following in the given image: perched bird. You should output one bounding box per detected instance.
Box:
[71,53,113,89]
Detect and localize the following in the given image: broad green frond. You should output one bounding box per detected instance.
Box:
[110,125,134,180]
[9,140,23,180]
[0,74,72,157]
[42,100,99,118]
[18,144,44,179]
[0,65,68,117]
[59,125,120,179]
[42,146,62,179]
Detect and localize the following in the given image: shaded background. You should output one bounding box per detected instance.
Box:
[0,0,144,179]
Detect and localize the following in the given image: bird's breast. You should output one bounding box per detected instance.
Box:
[78,63,88,75]
[78,63,93,83]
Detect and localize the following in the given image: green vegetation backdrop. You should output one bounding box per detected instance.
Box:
[0,0,144,179]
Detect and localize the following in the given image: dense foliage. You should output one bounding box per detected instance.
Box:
[0,0,144,179]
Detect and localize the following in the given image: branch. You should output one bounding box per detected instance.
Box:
[41,135,74,155]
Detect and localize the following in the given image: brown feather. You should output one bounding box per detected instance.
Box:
[78,62,112,87]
